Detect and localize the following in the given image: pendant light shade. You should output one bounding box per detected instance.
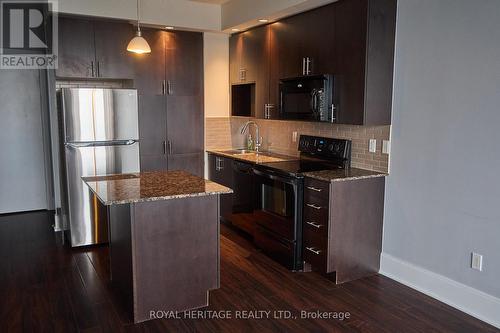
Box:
[127,30,151,54]
[127,0,151,54]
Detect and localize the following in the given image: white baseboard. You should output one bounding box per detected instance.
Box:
[379,253,500,329]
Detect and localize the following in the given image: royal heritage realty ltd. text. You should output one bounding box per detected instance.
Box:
[150,310,351,321]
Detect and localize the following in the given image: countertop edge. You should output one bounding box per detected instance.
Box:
[83,176,233,206]
[206,149,299,164]
[302,172,388,183]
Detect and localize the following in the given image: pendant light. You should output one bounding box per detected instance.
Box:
[127,0,151,54]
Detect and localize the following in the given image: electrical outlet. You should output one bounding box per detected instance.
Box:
[471,253,483,271]
[382,140,391,154]
[369,139,377,153]
[292,131,298,143]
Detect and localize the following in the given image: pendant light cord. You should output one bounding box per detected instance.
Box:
[137,0,141,32]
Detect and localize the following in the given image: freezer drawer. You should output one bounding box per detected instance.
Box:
[64,142,140,247]
[62,88,139,142]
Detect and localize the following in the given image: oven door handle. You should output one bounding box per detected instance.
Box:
[253,168,296,185]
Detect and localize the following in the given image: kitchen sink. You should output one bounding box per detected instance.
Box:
[221,149,267,155]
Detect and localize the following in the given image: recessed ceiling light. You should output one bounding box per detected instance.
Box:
[232,28,240,32]
[165,26,174,30]
[258,19,269,23]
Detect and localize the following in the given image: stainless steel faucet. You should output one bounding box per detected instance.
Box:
[240,121,262,152]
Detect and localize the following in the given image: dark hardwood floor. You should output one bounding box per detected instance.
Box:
[0,211,497,332]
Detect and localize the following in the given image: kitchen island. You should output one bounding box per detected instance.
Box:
[83,171,232,323]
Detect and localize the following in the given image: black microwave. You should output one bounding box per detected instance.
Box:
[279,74,336,122]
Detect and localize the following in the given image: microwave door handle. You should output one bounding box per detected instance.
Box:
[311,89,318,113]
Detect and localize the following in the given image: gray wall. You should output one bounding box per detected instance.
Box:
[384,0,500,298]
[0,70,50,213]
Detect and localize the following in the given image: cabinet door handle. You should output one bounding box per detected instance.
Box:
[239,68,246,81]
[162,80,166,95]
[91,61,95,77]
[216,157,224,171]
[267,104,274,119]
[306,221,323,229]
[97,61,101,77]
[168,141,173,155]
[302,57,306,75]
[331,104,337,123]
[167,80,172,95]
[306,186,323,192]
[306,247,322,255]
[306,57,312,75]
[163,141,167,155]
[306,203,322,210]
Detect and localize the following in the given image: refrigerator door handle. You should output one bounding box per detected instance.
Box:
[65,139,138,149]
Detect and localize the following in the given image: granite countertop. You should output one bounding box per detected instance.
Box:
[207,149,299,164]
[302,168,388,183]
[82,170,233,205]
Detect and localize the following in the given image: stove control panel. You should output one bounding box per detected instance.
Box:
[298,135,351,161]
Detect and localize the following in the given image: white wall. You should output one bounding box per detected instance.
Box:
[382,0,500,327]
[203,32,230,118]
[58,0,221,31]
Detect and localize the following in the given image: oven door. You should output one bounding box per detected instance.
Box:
[253,168,299,241]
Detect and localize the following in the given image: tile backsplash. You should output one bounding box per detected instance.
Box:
[206,117,390,173]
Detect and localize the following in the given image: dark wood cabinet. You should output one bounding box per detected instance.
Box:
[230,26,273,119]
[208,154,234,221]
[302,176,385,284]
[135,29,204,174]
[93,20,135,79]
[168,153,204,177]
[57,17,136,79]
[138,95,167,171]
[132,29,166,94]
[229,0,396,125]
[56,17,95,78]
[229,33,244,84]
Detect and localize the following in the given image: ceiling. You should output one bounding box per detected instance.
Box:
[187,0,231,4]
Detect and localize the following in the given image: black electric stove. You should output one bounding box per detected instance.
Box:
[252,135,351,271]
[256,135,352,177]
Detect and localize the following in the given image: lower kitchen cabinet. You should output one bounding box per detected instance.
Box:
[303,176,385,284]
[208,154,234,221]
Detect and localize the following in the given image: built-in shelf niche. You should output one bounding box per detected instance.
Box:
[231,83,255,117]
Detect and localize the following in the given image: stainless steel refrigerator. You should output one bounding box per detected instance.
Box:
[58,88,140,247]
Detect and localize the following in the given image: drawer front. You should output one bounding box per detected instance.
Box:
[303,228,327,272]
[304,178,329,199]
[303,199,329,224]
[254,225,295,270]
[303,214,328,238]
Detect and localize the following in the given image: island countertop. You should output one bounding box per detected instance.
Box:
[82,170,233,205]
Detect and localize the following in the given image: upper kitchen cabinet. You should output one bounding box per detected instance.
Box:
[93,20,135,79]
[335,0,396,125]
[165,31,203,96]
[132,29,166,94]
[230,25,272,118]
[56,17,95,78]
[269,4,336,80]
[229,0,396,125]
[56,17,135,79]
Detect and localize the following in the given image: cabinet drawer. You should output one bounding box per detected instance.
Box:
[305,178,330,195]
[254,225,295,270]
[303,199,329,223]
[303,215,328,238]
[303,229,327,272]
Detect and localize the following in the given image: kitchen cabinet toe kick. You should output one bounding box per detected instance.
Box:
[107,195,221,324]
